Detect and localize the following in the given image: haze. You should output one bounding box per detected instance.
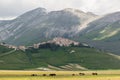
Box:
[0,0,120,20]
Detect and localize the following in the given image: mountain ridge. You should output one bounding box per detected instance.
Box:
[79,11,120,55]
[0,7,97,45]
[0,7,120,55]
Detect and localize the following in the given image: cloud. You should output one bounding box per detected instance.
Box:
[0,0,120,19]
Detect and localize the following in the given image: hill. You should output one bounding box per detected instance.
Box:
[0,38,120,70]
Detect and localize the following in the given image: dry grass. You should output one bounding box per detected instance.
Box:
[0,76,120,80]
[0,70,119,80]
[0,70,120,75]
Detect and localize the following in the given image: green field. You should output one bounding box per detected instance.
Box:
[0,45,120,70]
[0,70,120,80]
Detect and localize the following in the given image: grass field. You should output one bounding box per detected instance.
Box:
[0,76,120,80]
[0,45,120,70]
[0,70,120,80]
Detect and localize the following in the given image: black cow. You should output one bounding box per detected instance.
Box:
[79,73,85,76]
[49,74,56,76]
[31,74,37,76]
[43,74,47,76]
[72,74,75,76]
[92,73,98,75]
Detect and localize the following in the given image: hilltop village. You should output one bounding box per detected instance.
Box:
[0,37,89,51]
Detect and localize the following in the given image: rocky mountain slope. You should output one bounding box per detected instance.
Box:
[0,7,120,55]
[80,12,120,55]
[81,12,120,40]
[0,8,97,45]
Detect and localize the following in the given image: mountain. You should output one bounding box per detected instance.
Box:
[80,12,120,55]
[0,7,97,45]
[0,8,47,45]
[0,38,120,70]
[81,12,120,39]
[0,7,120,55]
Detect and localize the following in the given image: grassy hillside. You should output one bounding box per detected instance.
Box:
[0,45,13,54]
[80,23,119,40]
[0,45,120,70]
[0,50,36,70]
[78,21,120,55]
[26,47,120,70]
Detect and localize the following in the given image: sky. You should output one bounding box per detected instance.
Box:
[0,0,120,20]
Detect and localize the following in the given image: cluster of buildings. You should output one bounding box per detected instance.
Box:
[0,37,89,51]
[50,37,80,46]
[33,37,80,49]
[0,42,26,51]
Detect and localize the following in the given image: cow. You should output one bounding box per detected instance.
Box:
[49,74,56,76]
[92,73,98,75]
[72,74,75,76]
[31,74,37,76]
[79,73,85,76]
[43,74,47,76]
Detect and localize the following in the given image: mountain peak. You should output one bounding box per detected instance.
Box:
[17,7,47,20]
[87,12,97,16]
[63,8,84,13]
[31,7,47,12]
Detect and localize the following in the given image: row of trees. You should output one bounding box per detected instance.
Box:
[39,43,60,51]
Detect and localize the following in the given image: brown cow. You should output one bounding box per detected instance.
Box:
[72,74,75,76]
[79,73,85,76]
[43,74,47,76]
[31,74,37,76]
[49,74,56,76]
[92,73,98,75]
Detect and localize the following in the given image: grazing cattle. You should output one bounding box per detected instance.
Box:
[31,74,37,76]
[72,74,75,76]
[79,73,85,76]
[92,73,98,75]
[49,74,56,76]
[43,74,47,76]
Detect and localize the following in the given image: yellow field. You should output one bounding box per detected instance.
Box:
[0,76,120,80]
[0,70,120,80]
